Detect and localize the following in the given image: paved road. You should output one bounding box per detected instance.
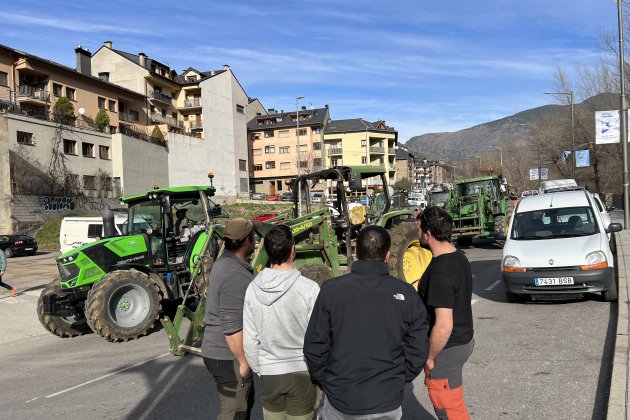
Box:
[0,244,614,419]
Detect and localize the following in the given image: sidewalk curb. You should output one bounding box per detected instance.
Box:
[608,231,629,419]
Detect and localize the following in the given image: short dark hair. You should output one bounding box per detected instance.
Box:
[224,230,254,251]
[416,206,452,241]
[264,225,294,265]
[356,225,391,261]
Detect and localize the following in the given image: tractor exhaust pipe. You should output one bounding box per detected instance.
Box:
[102,202,116,238]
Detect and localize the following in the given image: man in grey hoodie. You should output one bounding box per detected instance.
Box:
[243,224,320,420]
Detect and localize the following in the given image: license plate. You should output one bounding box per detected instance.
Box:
[535,277,574,286]
[24,248,33,251]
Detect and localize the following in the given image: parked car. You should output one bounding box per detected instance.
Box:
[266,194,281,201]
[499,190,622,302]
[0,234,38,257]
[252,213,279,222]
[251,192,267,200]
[520,190,539,198]
[311,192,325,203]
[280,192,293,202]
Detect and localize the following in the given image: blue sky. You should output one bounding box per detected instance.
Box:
[0,0,619,142]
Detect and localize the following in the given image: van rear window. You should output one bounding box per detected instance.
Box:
[87,224,103,238]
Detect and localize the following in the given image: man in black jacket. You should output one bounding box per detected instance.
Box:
[303,225,429,419]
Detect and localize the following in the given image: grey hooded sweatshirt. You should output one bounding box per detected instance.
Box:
[243,267,320,375]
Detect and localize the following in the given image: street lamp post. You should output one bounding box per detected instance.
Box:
[618,0,630,229]
[296,96,304,216]
[544,91,575,179]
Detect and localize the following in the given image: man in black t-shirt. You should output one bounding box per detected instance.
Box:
[417,207,474,420]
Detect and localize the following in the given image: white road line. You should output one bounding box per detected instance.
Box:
[485,280,502,291]
[45,353,170,399]
[26,397,38,403]
[471,299,479,306]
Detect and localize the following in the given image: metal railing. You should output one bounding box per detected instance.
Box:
[119,111,138,123]
[189,121,203,129]
[150,112,183,128]
[150,90,173,104]
[328,147,343,155]
[388,148,395,155]
[183,98,201,108]
[369,146,385,153]
[17,85,49,101]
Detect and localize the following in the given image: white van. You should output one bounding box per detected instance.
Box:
[59,216,127,253]
[500,190,622,302]
[407,191,427,208]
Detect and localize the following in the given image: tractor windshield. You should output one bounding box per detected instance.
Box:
[128,202,162,234]
[430,191,450,205]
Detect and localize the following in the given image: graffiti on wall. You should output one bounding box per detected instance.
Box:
[36,196,109,212]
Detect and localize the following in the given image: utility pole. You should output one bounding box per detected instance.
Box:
[618,0,629,228]
[296,96,304,216]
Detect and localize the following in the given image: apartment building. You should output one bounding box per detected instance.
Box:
[248,106,329,194]
[0,43,167,233]
[323,119,397,187]
[394,147,415,182]
[88,42,258,199]
[415,159,446,191]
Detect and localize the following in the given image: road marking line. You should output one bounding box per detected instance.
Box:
[26,397,38,403]
[471,299,478,306]
[45,353,170,399]
[485,280,502,291]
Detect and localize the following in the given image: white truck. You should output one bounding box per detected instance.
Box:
[59,216,127,253]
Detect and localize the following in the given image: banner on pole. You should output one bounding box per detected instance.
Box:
[541,167,549,180]
[575,150,590,167]
[595,110,620,144]
[529,168,539,181]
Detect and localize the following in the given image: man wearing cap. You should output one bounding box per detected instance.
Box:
[202,217,257,420]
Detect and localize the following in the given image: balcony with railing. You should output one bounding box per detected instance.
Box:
[328,147,343,155]
[119,112,138,123]
[189,121,203,130]
[369,146,385,154]
[16,85,49,105]
[150,112,183,128]
[179,98,201,109]
[150,90,173,105]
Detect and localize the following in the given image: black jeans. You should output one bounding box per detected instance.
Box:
[0,275,12,291]
[203,357,255,420]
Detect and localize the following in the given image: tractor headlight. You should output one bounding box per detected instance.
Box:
[60,253,79,264]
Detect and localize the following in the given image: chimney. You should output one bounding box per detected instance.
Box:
[75,46,92,75]
[210,70,216,76]
[301,106,306,111]
[268,108,275,113]
[103,41,112,49]
[223,64,230,71]
[138,52,147,68]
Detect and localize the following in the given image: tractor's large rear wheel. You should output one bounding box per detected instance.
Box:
[494,200,514,248]
[85,271,162,342]
[37,279,92,338]
[299,264,332,287]
[388,223,432,290]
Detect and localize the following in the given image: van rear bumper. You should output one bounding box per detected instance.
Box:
[503,267,614,295]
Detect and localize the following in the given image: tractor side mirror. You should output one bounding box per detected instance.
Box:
[161,195,171,215]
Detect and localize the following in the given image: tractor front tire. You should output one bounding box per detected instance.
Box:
[299,264,332,287]
[494,200,514,248]
[388,222,432,290]
[37,279,92,338]
[85,271,162,342]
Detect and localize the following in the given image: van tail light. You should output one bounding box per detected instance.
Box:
[15,241,23,245]
[580,261,608,270]
[504,266,526,273]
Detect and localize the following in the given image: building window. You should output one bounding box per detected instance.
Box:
[66,87,76,101]
[130,110,139,122]
[0,71,7,86]
[83,175,96,190]
[98,97,106,109]
[361,139,367,147]
[236,105,245,114]
[108,100,116,112]
[98,72,109,82]
[109,125,117,134]
[279,146,290,154]
[297,128,307,136]
[100,176,113,191]
[276,181,282,191]
[265,161,276,169]
[279,130,289,138]
[53,83,63,96]
[251,133,261,140]
[253,148,262,156]
[280,162,291,170]
[264,130,274,138]
[239,159,247,171]
[16,131,34,145]
[82,142,94,158]
[63,139,77,155]
[253,164,262,171]
[298,145,307,152]
[300,161,308,168]
[99,145,110,160]
[314,158,322,167]
[187,76,197,82]
[240,178,249,192]
[313,142,321,150]
[312,127,321,134]
[331,158,340,166]
[265,145,275,154]
[361,156,367,164]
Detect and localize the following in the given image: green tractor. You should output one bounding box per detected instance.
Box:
[428,183,454,209]
[448,175,513,247]
[38,178,225,342]
[162,165,433,356]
